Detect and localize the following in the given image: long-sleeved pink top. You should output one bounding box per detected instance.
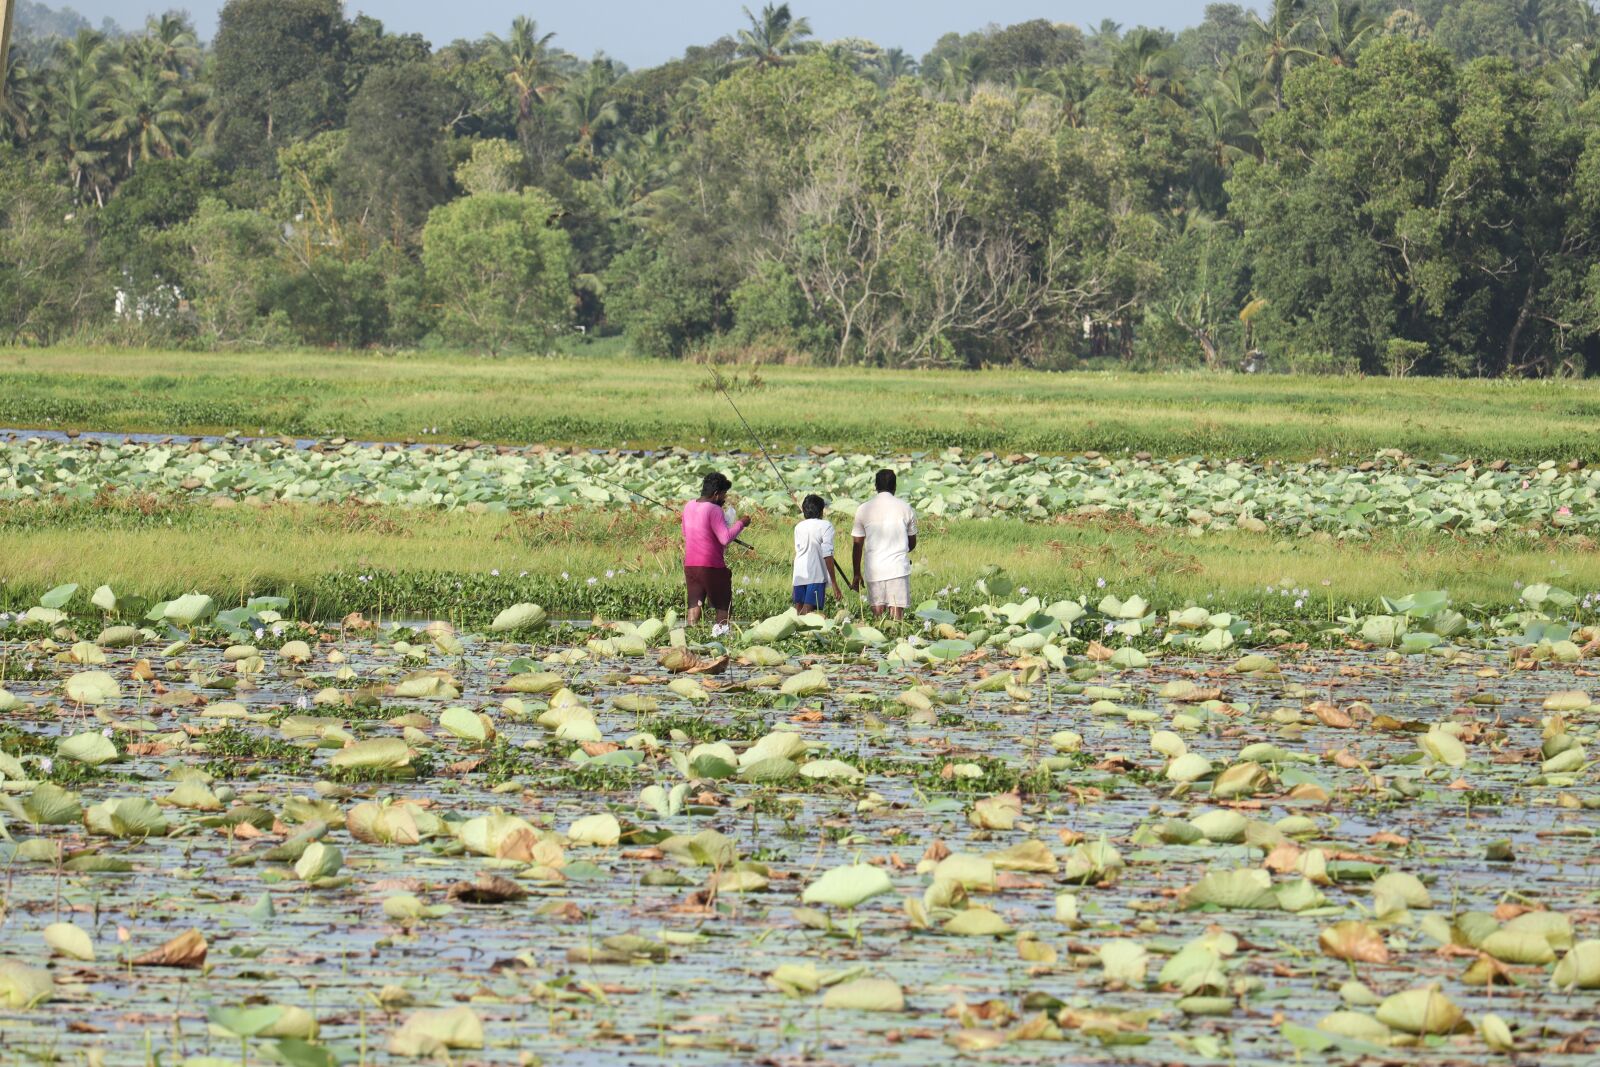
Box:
[682,499,747,568]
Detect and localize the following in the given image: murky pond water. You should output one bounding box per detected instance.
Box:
[2,619,1598,1065]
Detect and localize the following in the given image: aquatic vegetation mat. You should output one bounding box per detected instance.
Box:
[3,436,1599,536]
[3,588,1600,1065]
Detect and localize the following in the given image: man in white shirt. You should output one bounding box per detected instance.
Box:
[851,469,918,620]
[792,494,846,614]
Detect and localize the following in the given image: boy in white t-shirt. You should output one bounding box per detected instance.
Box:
[792,494,847,614]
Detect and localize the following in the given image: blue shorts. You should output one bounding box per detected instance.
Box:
[793,583,826,608]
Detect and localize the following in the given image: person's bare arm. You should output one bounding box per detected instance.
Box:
[908,534,917,555]
[851,537,864,589]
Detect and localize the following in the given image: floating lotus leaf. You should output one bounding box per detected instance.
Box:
[490,603,548,632]
[802,864,893,910]
[1375,986,1463,1035]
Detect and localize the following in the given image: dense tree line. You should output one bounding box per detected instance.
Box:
[4,0,1600,375]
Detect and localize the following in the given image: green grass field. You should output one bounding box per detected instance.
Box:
[0,498,1589,624]
[4,348,1600,460]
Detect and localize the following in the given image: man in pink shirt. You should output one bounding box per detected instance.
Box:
[682,471,751,636]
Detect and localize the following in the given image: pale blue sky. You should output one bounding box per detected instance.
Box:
[62,1,1220,66]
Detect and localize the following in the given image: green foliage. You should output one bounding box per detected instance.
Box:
[3,2,1600,370]
[421,188,575,354]
[210,0,349,172]
[268,256,390,348]
[176,198,291,348]
[0,153,99,344]
[337,62,458,241]
[96,157,221,294]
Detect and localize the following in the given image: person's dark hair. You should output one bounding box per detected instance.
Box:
[801,494,825,519]
[700,471,731,498]
[875,469,897,493]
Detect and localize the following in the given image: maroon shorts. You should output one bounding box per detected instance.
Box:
[684,567,733,612]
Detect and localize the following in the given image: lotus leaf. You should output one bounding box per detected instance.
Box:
[1375,986,1463,1035]
[802,864,893,909]
[822,978,904,1012]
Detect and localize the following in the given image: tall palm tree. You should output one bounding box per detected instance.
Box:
[144,12,202,78]
[40,29,113,202]
[934,52,990,100]
[2,55,43,143]
[101,38,192,169]
[1548,42,1600,109]
[667,76,709,136]
[1315,0,1378,66]
[559,60,621,161]
[488,16,565,122]
[1248,0,1316,107]
[1102,28,1182,102]
[736,3,813,68]
[878,47,918,83]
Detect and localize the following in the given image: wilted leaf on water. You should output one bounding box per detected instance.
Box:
[1167,752,1214,783]
[1552,940,1600,989]
[438,706,494,743]
[989,840,1057,874]
[1421,727,1467,767]
[43,922,94,961]
[58,731,118,766]
[780,669,830,697]
[385,893,453,922]
[458,812,539,860]
[1372,871,1431,915]
[388,1006,484,1056]
[1481,927,1556,966]
[799,759,864,780]
[505,671,564,694]
[347,801,423,845]
[1099,940,1149,985]
[1210,761,1267,798]
[1312,1013,1391,1046]
[822,978,904,1012]
[97,625,139,648]
[64,671,120,706]
[969,793,1022,830]
[293,842,343,882]
[802,864,893,910]
[0,961,54,1007]
[329,737,412,770]
[1063,838,1124,884]
[1375,985,1463,1035]
[943,908,1011,937]
[1319,921,1390,964]
[568,813,621,847]
[446,873,524,904]
[1186,869,1278,910]
[133,928,207,968]
[1481,1013,1516,1052]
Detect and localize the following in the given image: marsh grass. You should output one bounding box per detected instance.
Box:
[5,348,1600,460]
[1,498,1592,623]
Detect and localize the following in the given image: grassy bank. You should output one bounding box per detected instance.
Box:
[4,348,1600,460]
[1,498,1590,625]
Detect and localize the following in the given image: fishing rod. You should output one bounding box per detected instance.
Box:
[587,468,760,555]
[709,369,862,599]
[709,368,798,501]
